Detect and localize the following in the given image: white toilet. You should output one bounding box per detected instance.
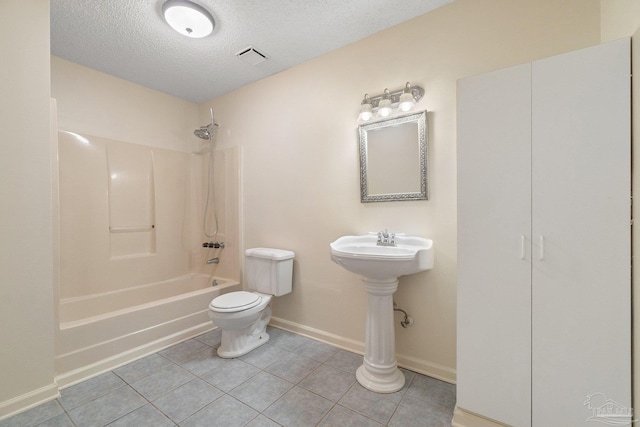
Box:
[208,248,294,358]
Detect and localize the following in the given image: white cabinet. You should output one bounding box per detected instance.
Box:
[457,38,631,427]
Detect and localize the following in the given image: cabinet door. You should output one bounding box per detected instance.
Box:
[457,63,532,427]
[531,38,631,427]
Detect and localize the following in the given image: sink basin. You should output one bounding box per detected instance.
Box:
[329,233,434,393]
[330,234,434,280]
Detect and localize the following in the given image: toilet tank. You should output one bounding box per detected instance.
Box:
[245,248,294,296]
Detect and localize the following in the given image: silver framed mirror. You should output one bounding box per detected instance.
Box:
[358,111,428,202]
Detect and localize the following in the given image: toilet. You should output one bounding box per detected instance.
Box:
[208,247,294,358]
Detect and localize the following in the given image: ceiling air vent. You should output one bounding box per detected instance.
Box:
[236,46,268,65]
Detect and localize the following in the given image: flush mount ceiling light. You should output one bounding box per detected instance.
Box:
[162,0,215,38]
[357,82,425,122]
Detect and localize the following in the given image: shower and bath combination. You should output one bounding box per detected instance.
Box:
[195,108,224,264]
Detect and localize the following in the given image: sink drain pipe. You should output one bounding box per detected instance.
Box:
[393,301,414,328]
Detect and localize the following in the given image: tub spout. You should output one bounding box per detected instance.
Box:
[207,258,219,264]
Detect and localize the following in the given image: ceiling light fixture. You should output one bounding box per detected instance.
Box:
[357,82,425,122]
[162,0,215,38]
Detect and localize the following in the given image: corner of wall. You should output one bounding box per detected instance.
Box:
[0,0,57,419]
[600,0,640,42]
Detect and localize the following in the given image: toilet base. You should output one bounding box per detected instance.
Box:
[217,330,270,358]
[215,306,272,358]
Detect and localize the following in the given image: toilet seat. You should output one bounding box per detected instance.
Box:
[210,291,261,313]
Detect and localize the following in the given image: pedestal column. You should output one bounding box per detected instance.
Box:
[356,277,404,393]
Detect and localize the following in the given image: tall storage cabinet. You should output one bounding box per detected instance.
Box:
[457,38,631,427]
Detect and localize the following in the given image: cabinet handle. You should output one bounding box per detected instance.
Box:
[520,235,525,260]
[539,236,544,260]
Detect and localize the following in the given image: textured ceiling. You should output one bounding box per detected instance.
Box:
[51,0,454,103]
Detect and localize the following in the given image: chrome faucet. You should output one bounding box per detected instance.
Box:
[376,229,396,246]
[206,257,219,264]
[202,241,225,248]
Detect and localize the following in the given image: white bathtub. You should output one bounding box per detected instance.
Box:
[55,273,240,386]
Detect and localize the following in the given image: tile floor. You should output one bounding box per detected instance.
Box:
[0,327,455,427]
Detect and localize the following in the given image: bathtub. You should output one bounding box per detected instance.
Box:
[55,273,240,387]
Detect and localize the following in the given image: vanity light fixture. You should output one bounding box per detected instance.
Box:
[162,0,215,38]
[377,89,393,117]
[357,82,425,121]
[398,82,417,112]
[359,94,373,121]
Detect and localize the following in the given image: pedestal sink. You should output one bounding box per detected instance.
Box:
[330,233,433,393]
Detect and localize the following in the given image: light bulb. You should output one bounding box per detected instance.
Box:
[377,89,392,117]
[359,105,373,121]
[377,101,392,117]
[398,93,415,112]
[358,94,373,121]
[398,82,416,112]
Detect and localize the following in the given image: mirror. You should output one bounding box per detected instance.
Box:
[358,111,428,202]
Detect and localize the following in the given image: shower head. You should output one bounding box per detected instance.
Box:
[194,127,211,140]
[194,108,217,140]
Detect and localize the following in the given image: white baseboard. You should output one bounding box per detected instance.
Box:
[0,383,60,421]
[269,316,456,384]
[452,406,511,427]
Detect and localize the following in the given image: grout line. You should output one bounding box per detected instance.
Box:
[14,328,454,427]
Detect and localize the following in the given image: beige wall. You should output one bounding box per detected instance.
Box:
[202,0,601,381]
[0,0,57,418]
[51,57,200,153]
[601,0,640,42]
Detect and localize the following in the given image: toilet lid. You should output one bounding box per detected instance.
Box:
[210,291,261,312]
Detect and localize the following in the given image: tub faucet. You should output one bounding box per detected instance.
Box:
[202,241,225,249]
[207,258,219,264]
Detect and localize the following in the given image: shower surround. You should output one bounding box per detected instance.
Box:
[54,130,240,385]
